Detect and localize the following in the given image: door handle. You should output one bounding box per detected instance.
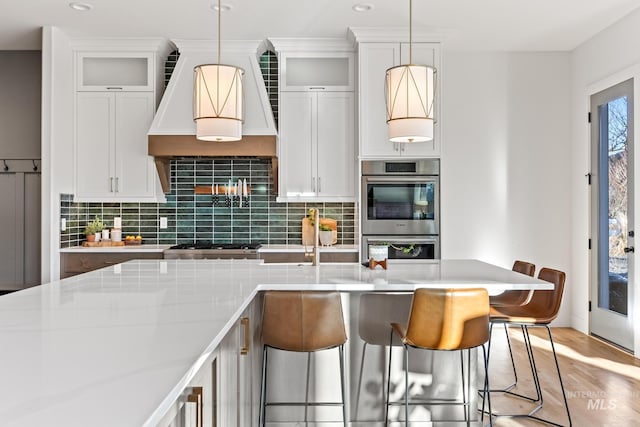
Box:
[624,246,635,253]
[186,386,203,427]
[110,177,114,192]
[240,317,250,355]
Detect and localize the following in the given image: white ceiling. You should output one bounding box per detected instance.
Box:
[2,0,640,51]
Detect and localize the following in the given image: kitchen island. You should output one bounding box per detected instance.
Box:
[0,259,551,426]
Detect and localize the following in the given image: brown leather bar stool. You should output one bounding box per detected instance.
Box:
[386,288,492,426]
[489,260,535,393]
[491,260,536,306]
[487,267,572,427]
[258,291,348,427]
[354,293,412,421]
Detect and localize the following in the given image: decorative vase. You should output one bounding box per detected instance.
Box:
[319,230,334,246]
[369,244,388,262]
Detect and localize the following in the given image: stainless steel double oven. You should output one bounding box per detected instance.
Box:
[361,159,440,262]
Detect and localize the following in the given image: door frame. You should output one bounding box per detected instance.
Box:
[587,65,640,356]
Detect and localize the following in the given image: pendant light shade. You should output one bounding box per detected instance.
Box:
[385,64,436,143]
[194,64,244,141]
[193,0,244,142]
[385,0,437,143]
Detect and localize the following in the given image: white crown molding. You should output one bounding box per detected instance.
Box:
[70,37,168,52]
[268,38,354,52]
[348,27,452,44]
[172,39,263,54]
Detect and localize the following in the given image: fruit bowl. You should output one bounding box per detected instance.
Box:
[124,236,143,245]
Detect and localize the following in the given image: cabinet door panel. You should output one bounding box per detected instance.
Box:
[219,325,238,426]
[317,92,355,198]
[358,43,401,158]
[114,92,155,198]
[76,93,115,198]
[279,92,315,197]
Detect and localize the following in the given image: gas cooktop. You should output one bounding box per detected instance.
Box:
[167,242,262,251]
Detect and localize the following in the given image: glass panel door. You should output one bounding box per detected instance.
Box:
[590,78,634,351]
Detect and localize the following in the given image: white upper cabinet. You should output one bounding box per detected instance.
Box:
[272,39,357,202]
[278,91,355,202]
[76,52,155,92]
[72,41,166,202]
[316,92,355,198]
[358,41,441,159]
[75,92,157,202]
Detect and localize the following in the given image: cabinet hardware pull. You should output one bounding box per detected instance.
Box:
[318,177,321,193]
[106,87,123,90]
[115,177,119,193]
[312,177,316,193]
[309,86,326,90]
[110,177,114,192]
[186,386,203,427]
[240,317,250,355]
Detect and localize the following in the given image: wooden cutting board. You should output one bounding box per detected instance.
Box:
[82,241,125,247]
[302,217,338,245]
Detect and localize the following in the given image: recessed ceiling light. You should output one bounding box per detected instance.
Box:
[211,4,232,12]
[69,2,93,11]
[352,4,373,12]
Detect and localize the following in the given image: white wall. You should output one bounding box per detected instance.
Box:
[441,51,573,325]
[571,7,640,353]
[41,27,75,282]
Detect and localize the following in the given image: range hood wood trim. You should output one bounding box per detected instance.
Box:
[154,158,171,194]
[149,135,278,194]
[149,135,277,157]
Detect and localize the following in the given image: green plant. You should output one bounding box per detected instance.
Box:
[84,216,104,236]
[319,224,332,231]
[307,208,318,226]
[381,242,415,254]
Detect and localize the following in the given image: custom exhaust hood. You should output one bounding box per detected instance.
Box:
[148,40,277,193]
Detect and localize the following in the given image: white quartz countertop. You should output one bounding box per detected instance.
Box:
[0,259,552,427]
[257,244,359,252]
[59,244,170,253]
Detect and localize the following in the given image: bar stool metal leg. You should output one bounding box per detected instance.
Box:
[384,329,393,426]
[521,325,572,427]
[304,352,311,423]
[259,346,268,427]
[503,324,519,389]
[354,341,367,420]
[339,344,348,427]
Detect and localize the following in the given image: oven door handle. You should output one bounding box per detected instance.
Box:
[364,176,438,183]
[368,237,438,245]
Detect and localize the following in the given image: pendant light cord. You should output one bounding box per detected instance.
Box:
[409,0,412,64]
[217,0,221,64]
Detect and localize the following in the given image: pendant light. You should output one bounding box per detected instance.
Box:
[193,0,244,141]
[385,0,436,143]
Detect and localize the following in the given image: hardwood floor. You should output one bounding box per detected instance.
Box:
[487,327,640,426]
